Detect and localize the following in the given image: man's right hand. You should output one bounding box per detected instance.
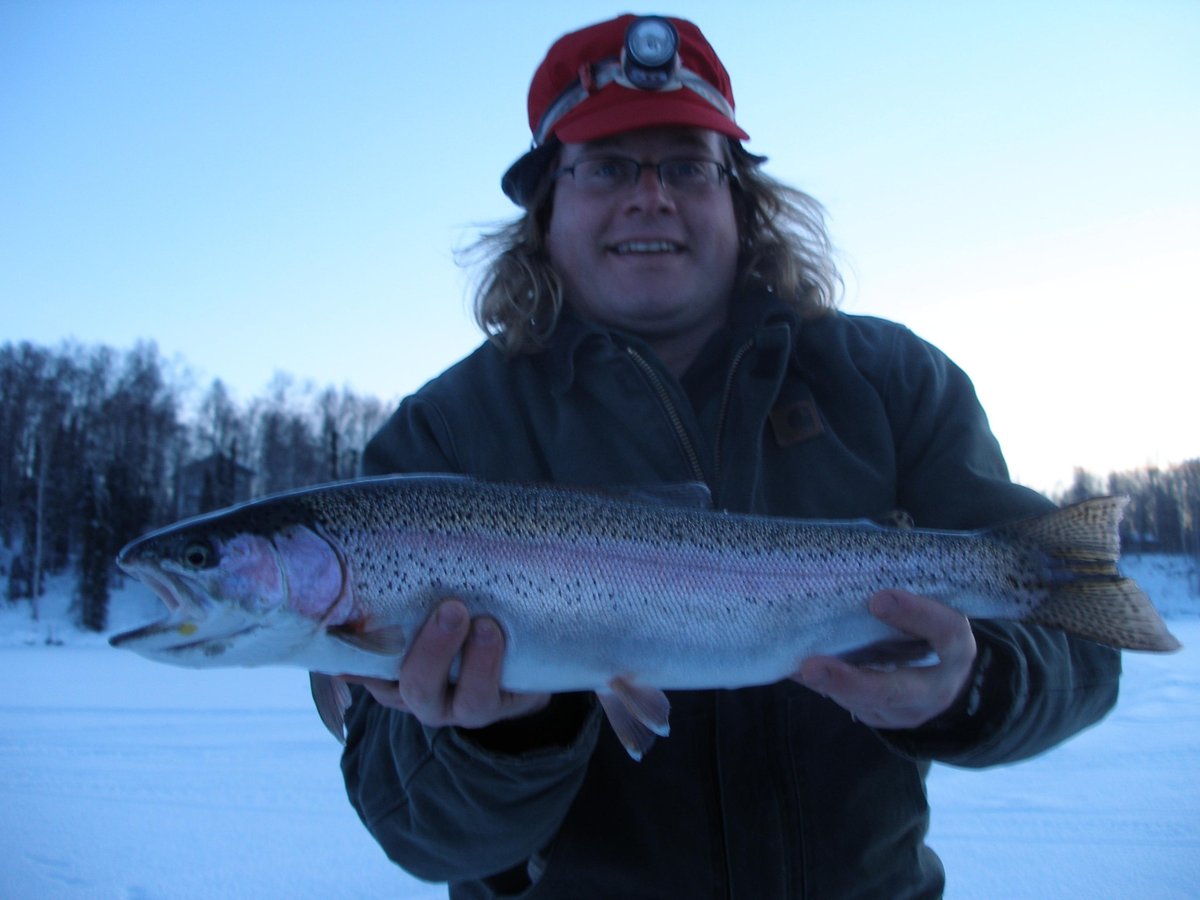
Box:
[337,598,551,729]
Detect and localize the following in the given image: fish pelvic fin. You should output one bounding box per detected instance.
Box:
[597,677,671,761]
[1006,497,1182,653]
[310,671,353,744]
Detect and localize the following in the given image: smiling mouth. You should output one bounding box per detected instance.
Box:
[610,241,684,255]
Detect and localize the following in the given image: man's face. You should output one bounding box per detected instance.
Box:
[545,127,739,350]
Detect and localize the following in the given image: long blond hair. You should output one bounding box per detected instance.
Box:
[463,140,841,354]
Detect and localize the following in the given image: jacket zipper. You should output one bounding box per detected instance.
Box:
[624,340,754,491]
[712,339,754,477]
[628,339,759,899]
[625,347,707,483]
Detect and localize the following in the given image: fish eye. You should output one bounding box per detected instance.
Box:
[181,541,216,569]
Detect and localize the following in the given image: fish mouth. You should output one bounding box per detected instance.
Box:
[109,616,262,655]
[126,564,191,613]
[110,558,256,657]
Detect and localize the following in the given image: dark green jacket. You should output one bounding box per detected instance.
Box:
[342,295,1119,898]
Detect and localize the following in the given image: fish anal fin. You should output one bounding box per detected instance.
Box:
[1031,579,1182,653]
[309,671,352,744]
[327,622,408,655]
[597,677,671,761]
[838,638,936,669]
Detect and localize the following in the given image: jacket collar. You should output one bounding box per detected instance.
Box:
[542,286,803,394]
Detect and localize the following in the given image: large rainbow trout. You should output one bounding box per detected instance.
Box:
[111,475,1180,758]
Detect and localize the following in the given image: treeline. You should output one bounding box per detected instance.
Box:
[1,340,394,630]
[2,340,1197,633]
[1052,461,1200,556]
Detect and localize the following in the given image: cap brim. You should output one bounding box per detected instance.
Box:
[503,82,751,208]
[502,140,561,208]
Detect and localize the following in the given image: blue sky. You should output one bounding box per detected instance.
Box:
[2,1,1197,494]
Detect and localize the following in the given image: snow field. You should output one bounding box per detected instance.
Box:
[1,556,1196,898]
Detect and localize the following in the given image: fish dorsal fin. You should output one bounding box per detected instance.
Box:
[309,672,352,744]
[327,622,409,655]
[570,482,712,509]
[597,677,671,761]
[873,509,914,529]
[623,483,712,509]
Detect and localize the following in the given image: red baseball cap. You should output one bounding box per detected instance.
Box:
[502,14,750,206]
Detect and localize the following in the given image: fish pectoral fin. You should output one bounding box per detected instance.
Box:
[838,638,936,669]
[597,677,671,762]
[327,623,408,655]
[309,672,353,744]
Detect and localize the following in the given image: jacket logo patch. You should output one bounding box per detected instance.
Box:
[770,400,824,447]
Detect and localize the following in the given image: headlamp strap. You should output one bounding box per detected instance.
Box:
[533,59,737,146]
[577,62,597,94]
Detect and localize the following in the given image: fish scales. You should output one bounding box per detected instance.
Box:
[110,474,1181,758]
[301,479,1039,678]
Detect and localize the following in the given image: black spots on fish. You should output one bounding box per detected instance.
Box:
[1004,573,1021,590]
[381,555,416,595]
[741,594,770,609]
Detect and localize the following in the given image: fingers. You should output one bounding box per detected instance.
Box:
[452,618,509,728]
[346,599,549,729]
[871,590,975,673]
[796,590,977,729]
[396,600,473,724]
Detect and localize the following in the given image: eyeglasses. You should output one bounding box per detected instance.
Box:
[551,157,735,196]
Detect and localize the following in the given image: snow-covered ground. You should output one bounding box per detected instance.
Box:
[1,556,1197,899]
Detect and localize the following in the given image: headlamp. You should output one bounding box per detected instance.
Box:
[621,16,680,90]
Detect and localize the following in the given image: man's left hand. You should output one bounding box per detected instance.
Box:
[794,589,977,729]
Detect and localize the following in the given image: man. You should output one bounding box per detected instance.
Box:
[340,15,1119,898]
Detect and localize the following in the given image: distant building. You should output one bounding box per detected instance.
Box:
[177,452,255,517]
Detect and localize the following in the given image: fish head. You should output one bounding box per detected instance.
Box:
[110,511,350,668]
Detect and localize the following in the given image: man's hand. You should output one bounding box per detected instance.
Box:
[794,589,977,729]
[338,598,551,729]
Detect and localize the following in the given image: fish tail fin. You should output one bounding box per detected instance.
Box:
[1004,497,1181,653]
[1030,578,1181,652]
